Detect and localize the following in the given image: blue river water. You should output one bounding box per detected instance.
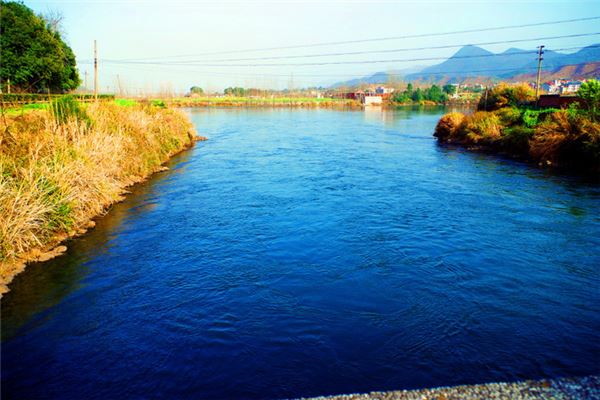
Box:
[2,107,599,400]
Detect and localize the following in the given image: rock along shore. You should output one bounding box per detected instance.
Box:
[300,375,600,400]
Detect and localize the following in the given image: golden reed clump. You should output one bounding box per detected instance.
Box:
[0,101,197,293]
[433,112,466,141]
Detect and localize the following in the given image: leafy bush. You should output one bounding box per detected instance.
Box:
[521,108,558,128]
[578,79,600,121]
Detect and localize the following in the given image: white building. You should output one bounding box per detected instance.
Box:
[561,81,582,94]
[375,86,394,95]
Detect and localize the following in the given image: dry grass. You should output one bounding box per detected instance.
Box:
[530,110,600,167]
[435,108,600,171]
[433,112,466,140]
[463,111,502,143]
[0,101,196,286]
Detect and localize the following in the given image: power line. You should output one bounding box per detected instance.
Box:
[95,32,600,64]
[89,16,600,62]
[100,62,540,79]
[180,33,600,64]
[84,45,599,68]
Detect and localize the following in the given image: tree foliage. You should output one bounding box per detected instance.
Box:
[224,87,247,96]
[0,1,80,92]
[442,84,456,95]
[189,86,204,95]
[477,83,536,111]
[391,83,448,104]
[578,79,600,121]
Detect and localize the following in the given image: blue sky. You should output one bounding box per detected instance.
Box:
[23,0,600,94]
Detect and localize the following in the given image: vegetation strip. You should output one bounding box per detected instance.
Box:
[0,97,200,296]
[433,81,600,173]
[301,375,600,400]
[163,96,362,109]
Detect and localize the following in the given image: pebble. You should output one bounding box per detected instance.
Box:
[299,375,600,400]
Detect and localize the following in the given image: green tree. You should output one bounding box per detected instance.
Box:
[424,85,447,103]
[412,88,424,102]
[224,87,246,96]
[443,84,456,95]
[578,79,600,121]
[189,86,204,95]
[0,1,80,92]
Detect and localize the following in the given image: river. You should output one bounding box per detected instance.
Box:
[2,107,599,399]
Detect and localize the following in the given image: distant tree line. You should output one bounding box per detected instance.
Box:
[391,83,455,104]
[0,1,80,93]
[223,87,276,97]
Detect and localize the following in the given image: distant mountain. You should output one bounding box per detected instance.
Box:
[512,61,600,81]
[330,44,600,87]
[330,66,425,88]
[406,44,600,81]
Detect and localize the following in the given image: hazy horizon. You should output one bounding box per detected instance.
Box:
[22,0,600,93]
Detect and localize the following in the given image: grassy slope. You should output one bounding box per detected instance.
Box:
[0,101,197,293]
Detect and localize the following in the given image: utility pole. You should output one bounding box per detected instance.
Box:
[535,45,545,100]
[483,86,488,111]
[116,74,123,96]
[94,40,98,100]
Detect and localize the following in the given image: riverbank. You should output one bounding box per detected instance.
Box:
[162,96,362,109]
[302,375,600,400]
[0,99,201,295]
[434,108,600,173]
[433,81,600,173]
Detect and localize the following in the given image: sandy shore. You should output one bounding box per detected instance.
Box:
[300,375,600,400]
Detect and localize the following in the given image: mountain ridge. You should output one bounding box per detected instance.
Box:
[330,44,600,87]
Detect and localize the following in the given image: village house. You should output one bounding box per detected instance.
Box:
[561,81,583,94]
[375,86,395,95]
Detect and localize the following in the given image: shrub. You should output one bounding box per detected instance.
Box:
[434,112,465,140]
[521,108,558,128]
[502,125,534,155]
[529,110,600,168]
[495,107,522,126]
[578,79,600,121]
[151,99,166,108]
[463,111,502,143]
[478,83,536,111]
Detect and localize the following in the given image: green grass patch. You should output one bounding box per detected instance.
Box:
[114,98,138,107]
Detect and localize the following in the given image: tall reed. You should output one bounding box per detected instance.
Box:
[0,100,196,287]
